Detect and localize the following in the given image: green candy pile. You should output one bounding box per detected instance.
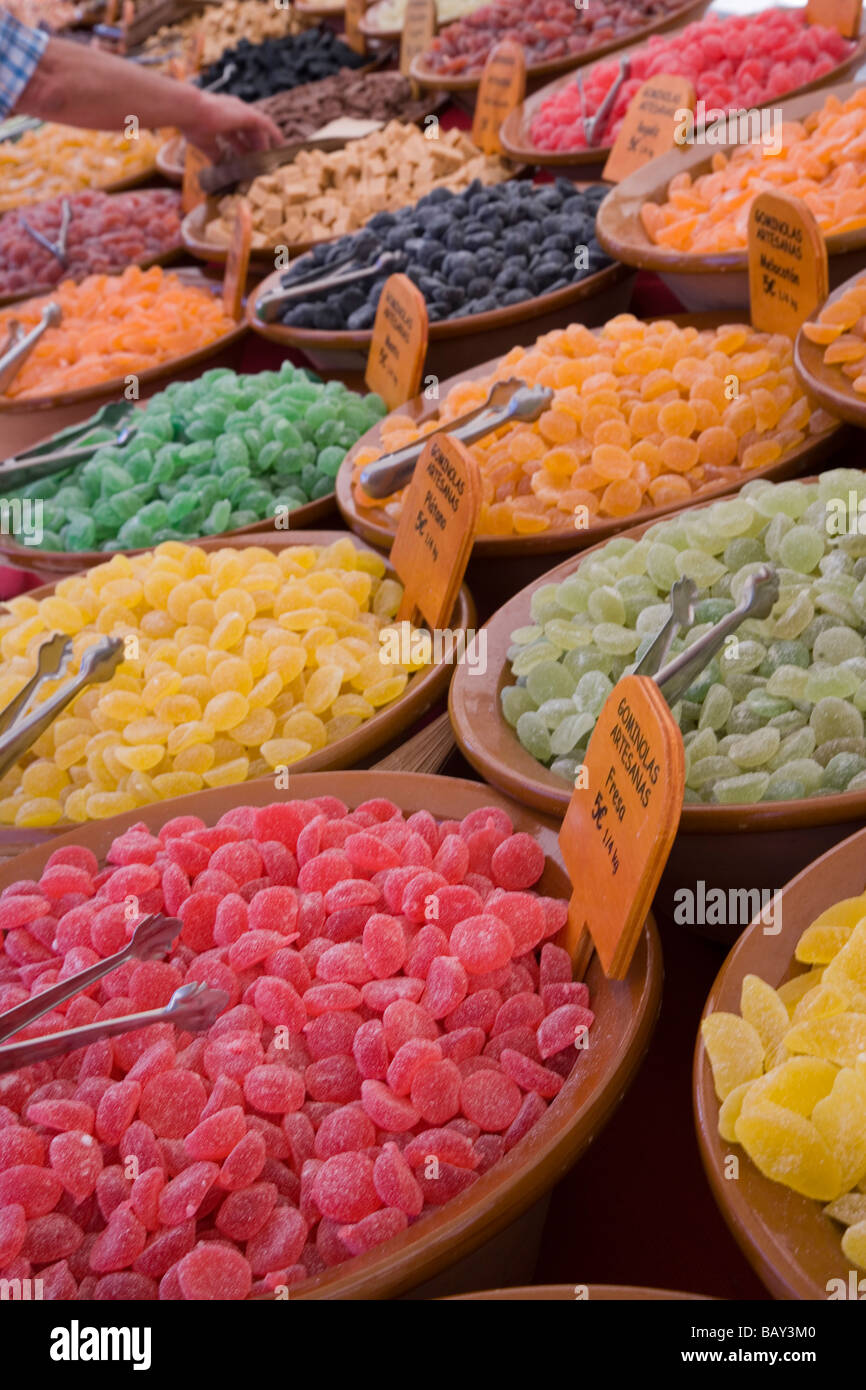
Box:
[15,363,386,552]
[502,470,866,806]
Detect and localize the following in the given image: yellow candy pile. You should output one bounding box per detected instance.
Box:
[0,125,164,214]
[702,891,866,1271]
[0,540,423,827]
[352,315,828,538]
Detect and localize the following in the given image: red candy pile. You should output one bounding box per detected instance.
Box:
[0,189,183,299]
[420,0,687,78]
[530,10,853,152]
[0,799,592,1299]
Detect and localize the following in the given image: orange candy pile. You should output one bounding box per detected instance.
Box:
[0,267,237,401]
[641,89,866,254]
[802,275,866,395]
[0,124,163,214]
[352,315,826,537]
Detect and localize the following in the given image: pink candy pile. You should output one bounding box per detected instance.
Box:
[0,189,183,299]
[529,10,853,152]
[0,798,591,1300]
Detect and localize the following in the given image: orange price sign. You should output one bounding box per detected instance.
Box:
[559,675,684,980]
[222,201,253,321]
[365,273,429,413]
[401,0,436,77]
[182,144,210,214]
[389,433,481,632]
[471,40,526,155]
[748,190,828,338]
[602,74,695,184]
[806,0,862,36]
[344,0,367,55]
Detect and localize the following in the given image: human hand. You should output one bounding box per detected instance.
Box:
[180,91,282,161]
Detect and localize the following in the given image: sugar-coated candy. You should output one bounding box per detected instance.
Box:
[0,800,589,1297]
[703,892,866,1265]
[0,124,164,214]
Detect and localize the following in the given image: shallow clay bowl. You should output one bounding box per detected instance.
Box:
[694,822,866,1299]
[335,322,844,558]
[155,134,185,183]
[0,268,247,421]
[0,532,474,844]
[448,477,866,942]
[794,268,866,429]
[0,770,662,1299]
[595,78,866,313]
[247,256,636,379]
[500,31,866,169]
[453,1283,710,1299]
[407,0,711,92]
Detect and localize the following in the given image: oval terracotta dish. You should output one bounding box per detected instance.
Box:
[0,269,247,421]
[453,1284,710,1300]
[595,78,866,312]
[794,268,866,429]
[0,770,662,1299]
[499,32,866,169]
[694,822,866,1300]
[0,532,474,842]
[335,332,843,558]
[448,480,866,829]
[406,0,711,92]
[155,134,185,184]
[247,257,637,379]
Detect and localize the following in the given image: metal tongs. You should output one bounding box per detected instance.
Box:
[0,302,62,395]
[201,62,236,93]
[359,378,555,499]
[256,250,406,322]
[19,198,71,269]
[0,403,137,490]
[584,56,630,147]
[0,632,72,736]
[633,576,697,678]
[649,566,780,705]
[0,634,125,782]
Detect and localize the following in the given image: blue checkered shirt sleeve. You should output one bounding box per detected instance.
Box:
[0,12,49,119]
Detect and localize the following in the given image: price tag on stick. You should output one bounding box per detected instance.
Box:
[222,201,253,321]
[344,0,367,55]
[182,144,210,214]
[559,675,684,980]
[806,0,862,37]
[748,190,828,338]
[401,0,436,79]
[389,433,481,632]
[365,273,429,412]
[602,74,695,184]
[472,40,526,155]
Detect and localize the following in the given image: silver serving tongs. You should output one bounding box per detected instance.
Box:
[0,405,137,490]
[19,198,71,269]
[0,302,62,395]
[359,379,555,499]
[0,912,182,1044]
[0,635,125,781]
[256,250,406,322]
[586,56,630,147]
[633,576,697,678]
[0,982,229,1074]
[0,632,72,735]
[202,62,237,92]
[654,566,780,706]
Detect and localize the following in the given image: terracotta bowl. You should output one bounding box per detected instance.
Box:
[794,268,866,429]
[694,821,866,1299]
[155,135,184,184]
[448,477,866,943]
[453,1283,711,1299]
[595,78,866,313]
[335,322,843,558]
[0,770,662,1298]
[500,32,866,170]
[407,0,711,92]
[0,532,475,846]
[247,257,637,380]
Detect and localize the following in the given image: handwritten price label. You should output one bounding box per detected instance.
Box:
[472,40,526,156]
[365,273,428,412]
[603,74,695,182]
[748,190,828,338]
